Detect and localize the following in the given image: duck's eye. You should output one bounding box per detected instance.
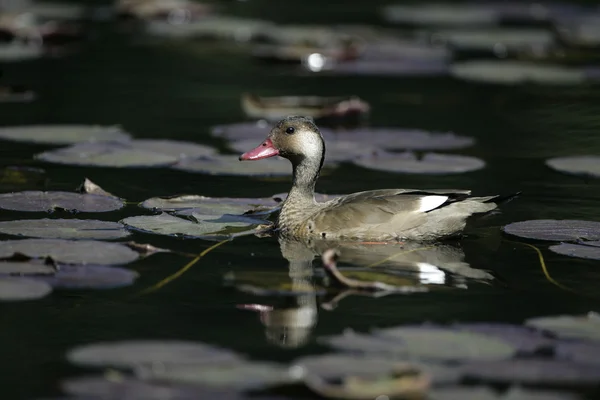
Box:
[285,127,295,134]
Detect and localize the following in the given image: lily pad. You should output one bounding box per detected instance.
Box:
[0,191,124,212]
[121,212,267,239]
[0,277,52,301]
[549,242,600,260]
[502,219,600,241]
[0,125,130,145]
[35,140,212,168]
[0,239,139,265]
[321,128,475,151]
[430,386,582,400]
[461,358,600,385]
[450,61,585,85]
[120,139,216,159]
[32,265,139,289]
[451,323,555,355]
[555,341,600,366]
[0,219,131,240]
[136,362,303,390]
[372,326,516,361]
[546,156,600,178]
[211,121,275,141]
[66,340,242,369]
[0,260,56,275]
[381,4,500,26]
[352,152,485,174]
[316,59,449,77]
[173,155,292,177]
[526,312,600,341]
[0,43,44,62]
[432,29,555,51]
[140,194,280,215]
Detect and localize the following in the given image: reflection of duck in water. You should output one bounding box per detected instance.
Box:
[237,235,492,348]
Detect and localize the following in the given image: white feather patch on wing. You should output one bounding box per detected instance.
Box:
[417,195,449,213]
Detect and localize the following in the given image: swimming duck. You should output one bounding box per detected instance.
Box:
[239,116,515,242]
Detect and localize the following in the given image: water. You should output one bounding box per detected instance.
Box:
[1,1,600,399]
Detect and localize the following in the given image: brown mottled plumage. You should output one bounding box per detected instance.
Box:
[240,116,514,242]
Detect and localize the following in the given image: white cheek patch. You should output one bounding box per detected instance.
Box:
[417,195,448,213]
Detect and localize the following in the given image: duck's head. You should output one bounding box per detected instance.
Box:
[239,116,325,165]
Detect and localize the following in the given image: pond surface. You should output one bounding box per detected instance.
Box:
[1,1,600,399]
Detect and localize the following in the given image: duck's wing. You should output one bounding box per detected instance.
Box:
[310,189,499,240]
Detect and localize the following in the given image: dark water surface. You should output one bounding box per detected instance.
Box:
[1,1,600,399]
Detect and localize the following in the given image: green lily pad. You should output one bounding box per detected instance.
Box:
[0,260,56,275]
[36,141,178,168]
[430,387,581,400]
[549,242,600,260]
[525,312,600,341]
[546,155,600,178]
[381,4,499,26]
[555,341,600,366]
[461,359,600,386]
[136,362,303,390]
[352,152,485,174]
[0,219,131,240]
[173,155,292,177]
[434,29,555,51]
[372,326,516,361]
[121,212,267,239]
[140,194,280,215]
[0,277,53,301]
[0,239,139,265]
[502,219,600,241]
[121,139,216,159]
[450,61,585,85]
[0,125,131,145]
[0,191,124,212]
[67,340,242,369]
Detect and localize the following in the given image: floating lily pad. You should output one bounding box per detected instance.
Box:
[555,341,600,366]
[140,195,280,215]
[381,4,500,26]
[0,166,46,189]
[173,155,292,177]
[0,125,130,145]
[35,141,194,168]
[0,277,52,301]
[546,156,600,178]
[502,220,600,241]
[120,139,216,159]
[352,152,485,174]
[322,128,475,151]
[372,326,516,361]
[433,29,555,51]
[450,61,585,85]
[121,212,267,239]
[0,219,131,240]
[461,359,600,385]
[430,386,581,400]
[0,239,139,265]
[211,121,275,141]
[136,361,303,390]
[0,43,44,62]
[32,265,139,289]
[549,242,600,260]
[0,260,56,275]
[67,340,242,369]
[316,59,449,77]
[451,323,555,355]
[526,312,600,341]
[0,191,124,212]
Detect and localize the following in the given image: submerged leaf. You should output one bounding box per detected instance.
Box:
[67,340,241,369]
[526,312,600,341]
[0,277,53,301]
[0,260,56,275]
[32,265,139,289]
[173,155,292,177]
[503,219,600,241]
[0,191,124,212]
[546,155,600,178]
[373,326,516,361]
[549,242,600,260]
[0,239,139,265]
[0,166,46,189]
[352,152,485,174]
[0,219,131,240]
[0,125,131,145]
[121,212,266,239]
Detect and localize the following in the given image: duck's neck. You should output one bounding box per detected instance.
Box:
[278,154,323,230]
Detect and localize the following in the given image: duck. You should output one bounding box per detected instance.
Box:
[239,116,516,242]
